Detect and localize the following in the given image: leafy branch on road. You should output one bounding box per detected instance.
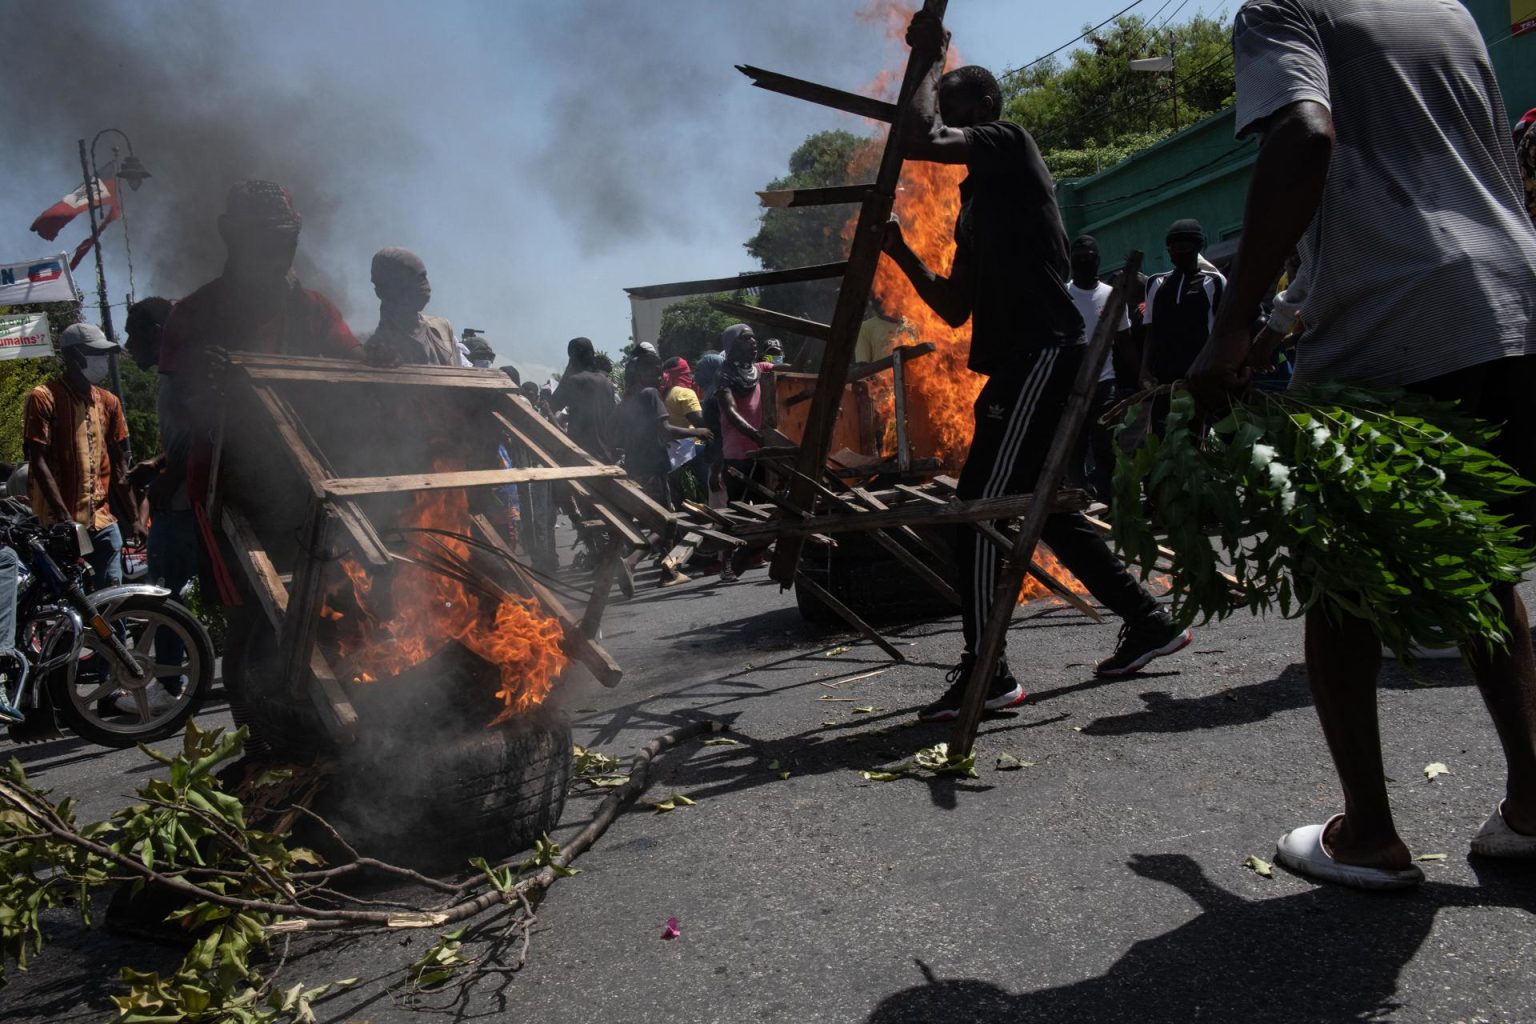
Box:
[1,717,726,1022]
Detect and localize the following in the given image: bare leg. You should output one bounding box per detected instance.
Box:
[1303,606,1412,870]
[1463,583,1536,835]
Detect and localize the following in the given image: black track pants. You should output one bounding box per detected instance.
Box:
[955,346,1161,655]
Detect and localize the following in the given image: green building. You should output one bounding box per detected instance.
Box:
[1056,0,1536,278]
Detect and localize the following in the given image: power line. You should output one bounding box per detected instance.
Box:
[999,0,1150,81]
[1154,0,1196,33]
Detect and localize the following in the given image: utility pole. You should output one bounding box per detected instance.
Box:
[76,138,123,401]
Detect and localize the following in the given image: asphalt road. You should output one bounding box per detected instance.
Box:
[5,549,1535,1023]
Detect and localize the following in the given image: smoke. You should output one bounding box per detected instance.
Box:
[529,1,903,253]
[2,3,420,320]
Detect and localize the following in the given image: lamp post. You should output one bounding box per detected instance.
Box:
[1130,34,1178,133]
[75,128,151,401]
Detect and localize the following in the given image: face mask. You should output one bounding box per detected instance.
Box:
[765,353,783,365]
[81,354,111,385]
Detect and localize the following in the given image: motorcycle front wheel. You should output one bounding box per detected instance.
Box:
[50,594,214,748]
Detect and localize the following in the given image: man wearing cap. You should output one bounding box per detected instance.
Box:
[362,248,469,368]
[23,323,141,591]
[1140,219,1226,400]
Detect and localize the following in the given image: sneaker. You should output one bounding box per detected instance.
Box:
[1096,614,1193,677]
[720,563,739,584]
[918,655,1027,723]
[113,687,175,719]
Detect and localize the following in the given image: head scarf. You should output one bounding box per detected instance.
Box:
[567,336,596,371]
[717,323,760,396]
[662,357,697,397]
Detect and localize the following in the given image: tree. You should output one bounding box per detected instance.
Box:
[745,130,866,324]
[1001,13,1236,179]
[656,293,756,364]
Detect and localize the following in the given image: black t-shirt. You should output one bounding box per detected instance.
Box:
[610,387,670,478]
[1144,267,1225,382]
[956,121,1083,375]
[551,370,616,461]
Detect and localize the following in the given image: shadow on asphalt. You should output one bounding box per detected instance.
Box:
[864,854,1536,1023]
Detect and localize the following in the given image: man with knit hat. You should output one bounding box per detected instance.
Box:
[362,247,468,367]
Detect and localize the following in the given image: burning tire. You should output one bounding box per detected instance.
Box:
[220,609,330,759]
[320,704,572,870]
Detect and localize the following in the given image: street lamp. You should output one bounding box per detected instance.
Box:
[1130,34,1179,133]
[75,128,150,400]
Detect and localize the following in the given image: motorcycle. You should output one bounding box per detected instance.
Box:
[0,498,214,747]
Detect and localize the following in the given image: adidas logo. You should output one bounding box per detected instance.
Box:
[987,403,1007,420]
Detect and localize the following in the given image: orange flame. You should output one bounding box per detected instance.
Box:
[325,461,566,722]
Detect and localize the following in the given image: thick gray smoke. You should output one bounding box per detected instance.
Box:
[530,1,897,252]
[2,4,418,319]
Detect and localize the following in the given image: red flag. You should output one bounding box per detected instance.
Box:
[31,173,118,242]
[69,201,122,270]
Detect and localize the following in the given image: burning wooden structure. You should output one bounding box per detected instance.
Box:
[209,351,679,750]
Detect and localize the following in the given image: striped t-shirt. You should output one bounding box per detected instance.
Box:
[1232,0,1536,388]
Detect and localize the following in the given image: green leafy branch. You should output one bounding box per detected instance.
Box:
[1111,385,1533,660]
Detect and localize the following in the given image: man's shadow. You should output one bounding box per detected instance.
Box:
[866,853,1535,1024]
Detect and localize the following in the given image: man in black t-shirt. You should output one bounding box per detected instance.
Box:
[1140,219,1226,390]
[880,10,1190,722]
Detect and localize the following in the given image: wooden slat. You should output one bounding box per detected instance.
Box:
[323,464,625,498]
[491,411,647,550]
[950,251,1144,756]
[758,184,874,208]
[707,299,831,341]
[734,490,1088,541]
[221,506,288,630]
[794,572,905,663]
[582,547,622,638]
[736,64,899,123]
[623,261,847,301]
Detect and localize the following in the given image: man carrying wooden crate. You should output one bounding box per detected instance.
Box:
[879,10,1191,723]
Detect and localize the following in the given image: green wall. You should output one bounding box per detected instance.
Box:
[1056,1,1535,279]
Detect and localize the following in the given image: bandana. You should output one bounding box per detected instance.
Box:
[662,357,697,397]
[717,324,760,396]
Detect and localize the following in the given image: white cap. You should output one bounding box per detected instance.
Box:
[57,323,119,354]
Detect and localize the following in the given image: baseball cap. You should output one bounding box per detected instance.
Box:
[58,323,119,354]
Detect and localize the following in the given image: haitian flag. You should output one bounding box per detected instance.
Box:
[0,254,78,305]
[30,169,118,242]
[70,199,121,270]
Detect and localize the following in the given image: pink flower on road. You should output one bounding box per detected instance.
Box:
[661,917,680,940]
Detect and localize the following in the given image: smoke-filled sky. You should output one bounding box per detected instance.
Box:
[1,0,1235,383]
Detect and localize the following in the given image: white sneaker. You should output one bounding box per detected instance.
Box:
[113,687,176,718]
[1470,801,1536,857]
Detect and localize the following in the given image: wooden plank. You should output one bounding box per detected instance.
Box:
[323,464,625,498]
[491,410,647,550]
[661,532,702,573]
[582,546,623,638]
[794,572,905,663]
[814,488,959,606]
[243,365,513,391]
[624,261,847,301]
[950,251,1144,756]
[308,654,359,738]
[280,500,332,700]
[707,299,831,341]
[758,184,874,208]
[221,506,288,630]
[766,6,947,591]
[892,346,910,474]
[733,490,1088,541]
[497,394,677,532]
[736,64,898,123]
[784,343,938,406]
[470,514,622,687]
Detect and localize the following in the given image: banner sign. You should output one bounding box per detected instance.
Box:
[0,254,78,306]
[1516,0,1536,38]
[0,313,54,362]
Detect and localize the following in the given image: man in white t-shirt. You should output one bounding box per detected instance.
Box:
[1066,235,1132,502]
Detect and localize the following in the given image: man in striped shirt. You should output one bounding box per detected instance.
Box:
[1191,0,1536,887]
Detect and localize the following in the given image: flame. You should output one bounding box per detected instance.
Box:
[323,459,566,722]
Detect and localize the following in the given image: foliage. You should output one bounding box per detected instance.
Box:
[1000,13,1236,179]
[656,292,757,364]
[1111,387,1534,660]
[860,742,978,782]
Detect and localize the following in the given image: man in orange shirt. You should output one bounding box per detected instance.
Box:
[24,323,141,590]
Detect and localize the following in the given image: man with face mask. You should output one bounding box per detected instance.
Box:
[878,10,1191,722]
[1139,219,1226,393]
[362,248,469,367]
[23,323,141,591]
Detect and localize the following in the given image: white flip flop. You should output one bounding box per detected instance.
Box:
[1274,814,1424,890]
[1470,801,1536,858]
